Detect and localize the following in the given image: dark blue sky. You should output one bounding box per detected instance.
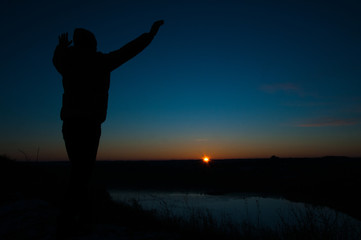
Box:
[1,0,360,160]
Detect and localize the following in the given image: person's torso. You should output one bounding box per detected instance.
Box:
[60,47,111,123]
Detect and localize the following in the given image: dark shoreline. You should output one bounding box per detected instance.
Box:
[94,157,361,221]
[1,156,361,221]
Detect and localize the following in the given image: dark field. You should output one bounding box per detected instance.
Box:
[1,156,361,221]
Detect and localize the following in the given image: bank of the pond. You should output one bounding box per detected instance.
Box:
[109,190,361,230]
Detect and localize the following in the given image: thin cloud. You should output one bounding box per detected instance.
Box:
[297,119,358,127]
[282,101,328,107]
[260,83,301,94]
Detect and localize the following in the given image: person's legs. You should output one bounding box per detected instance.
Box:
[57,120,101,236]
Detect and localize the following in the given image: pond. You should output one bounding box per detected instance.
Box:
[109,190,361,230]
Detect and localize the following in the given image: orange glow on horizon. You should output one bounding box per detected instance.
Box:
[203,156,210,163]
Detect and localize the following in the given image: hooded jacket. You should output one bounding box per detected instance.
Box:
[53,29,154,123]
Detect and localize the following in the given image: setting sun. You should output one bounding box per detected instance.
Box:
[203,156,210,163]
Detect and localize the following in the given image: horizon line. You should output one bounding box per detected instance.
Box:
[8,155,359,162]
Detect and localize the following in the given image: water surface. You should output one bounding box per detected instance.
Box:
[109,190,360,228]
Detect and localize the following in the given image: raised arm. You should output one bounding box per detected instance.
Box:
[53,33,72,74]
[105,20,164,72]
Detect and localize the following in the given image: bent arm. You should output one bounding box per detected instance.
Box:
[53,33,72,74]
[53,45,66,74]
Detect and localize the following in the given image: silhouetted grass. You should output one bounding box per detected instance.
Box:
[276,204,361,240]
[93,189,241,239]
[96,191,361,240]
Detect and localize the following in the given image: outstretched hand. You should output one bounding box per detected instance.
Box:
[58,32,72,48]
[150,20,164,36]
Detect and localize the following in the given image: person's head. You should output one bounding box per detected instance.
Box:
[73,28,97,51]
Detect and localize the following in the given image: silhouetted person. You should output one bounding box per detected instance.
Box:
[53,20,164,237]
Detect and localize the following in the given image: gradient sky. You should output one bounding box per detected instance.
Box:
[1,0,361,160]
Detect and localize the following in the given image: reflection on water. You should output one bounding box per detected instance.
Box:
[109,190,360,228]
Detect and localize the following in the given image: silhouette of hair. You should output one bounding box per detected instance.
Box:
[73,28,97,51]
